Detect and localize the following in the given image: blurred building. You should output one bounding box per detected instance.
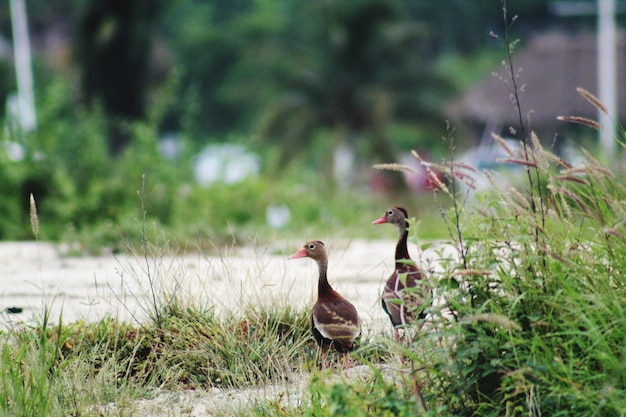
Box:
[449,32,626,147]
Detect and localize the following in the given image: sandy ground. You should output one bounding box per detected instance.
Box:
[0,239,410,328]
[0,239,450,416]
[0,239,453,330]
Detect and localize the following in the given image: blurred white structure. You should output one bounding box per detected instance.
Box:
[9,0,37,133]
[550,0,620,163]
[266,204,291,229]
[598,0,617,163]
[193,144,260,185]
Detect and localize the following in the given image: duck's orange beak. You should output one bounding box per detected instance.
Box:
[372,215,388,225]
[288,247,308,259]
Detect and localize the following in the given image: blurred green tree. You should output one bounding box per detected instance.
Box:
[161,0,253,140]
[74,0,166,155]
[224,0,458,181]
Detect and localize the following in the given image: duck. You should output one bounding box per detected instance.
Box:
[373,206,430,343]
[289,240,360,370]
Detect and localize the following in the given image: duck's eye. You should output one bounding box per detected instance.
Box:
[308,243,316,250]
[387,209,394,216]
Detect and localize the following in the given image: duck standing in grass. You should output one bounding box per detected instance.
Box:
[289,240,360,369]
[373,206,430,342]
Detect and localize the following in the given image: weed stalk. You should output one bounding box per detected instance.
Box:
[138,174,163,331]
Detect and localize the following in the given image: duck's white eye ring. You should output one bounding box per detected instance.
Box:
[387,209,394,216]
[308,243,316,250]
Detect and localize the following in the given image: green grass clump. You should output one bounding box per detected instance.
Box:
[0,304,312,415]
[39,303,314,390]
[0,314,62,417]
[251,372,424,417]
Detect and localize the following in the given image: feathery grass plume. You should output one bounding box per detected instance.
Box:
[539,245,573,265]
[559,166,593,176]
[425,166,446,191]
[411,149,451,192]
[557,116,603,131]
[496,157,538,168]
[559,184,574,219]
[372,163,416,174]
[547,175,573,220]
[429,159,478,176]
[580,148,615,178]
[461,313,521,331]
[491,132,516,157]
[535,142,573,170]
[576,87,608,115]
[427,159,477,184]
[493,185,530,217]
[454,173,477,191]
[455,160,480,174]
[422,157,478,177]
[529,131,550,170]
[527,212,546,235]
[536,134,575,171]
[505,181,532,210]
[604,228,624,241]
[476,207,491,218]
[30,193,39,238]
[541,148,572,169]
[427,174,452,194]
[554,175,589,186]
[551,186,592,216]
[480,171,529,216]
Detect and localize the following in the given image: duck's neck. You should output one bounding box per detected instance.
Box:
[316,258,334,298]
[395,222,411,264]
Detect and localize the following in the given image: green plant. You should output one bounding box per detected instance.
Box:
[0,310,64,417]
[371,2,626,415]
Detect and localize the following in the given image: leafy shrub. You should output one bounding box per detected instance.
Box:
[307,374,423,417]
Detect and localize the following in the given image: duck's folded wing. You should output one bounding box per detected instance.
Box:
[312,301,360,341]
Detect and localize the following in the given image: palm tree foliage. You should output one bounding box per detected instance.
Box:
[224,0,459,173]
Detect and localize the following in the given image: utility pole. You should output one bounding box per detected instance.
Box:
[598,0,617,164]
[550,0,620,165]
[9,0,37,133]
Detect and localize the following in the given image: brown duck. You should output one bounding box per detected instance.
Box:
[289,240,360,369]
[373,206,430,342]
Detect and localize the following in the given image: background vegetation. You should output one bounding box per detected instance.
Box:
[0,0,597,250]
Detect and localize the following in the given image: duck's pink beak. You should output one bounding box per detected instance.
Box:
[372,215,388,225]
[288,247,308,259]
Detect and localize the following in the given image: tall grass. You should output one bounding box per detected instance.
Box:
[374,118,626,412]
[0,311,63,417]
[367,5,626,416]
